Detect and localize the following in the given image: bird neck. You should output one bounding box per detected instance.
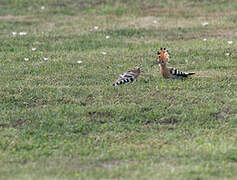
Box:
[160,63,170,78]
[160,63,168,70]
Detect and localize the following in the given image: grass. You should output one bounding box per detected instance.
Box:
[0,0,237,179]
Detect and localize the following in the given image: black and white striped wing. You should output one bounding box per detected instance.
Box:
[113,71,136,86]
[169,68,194,78]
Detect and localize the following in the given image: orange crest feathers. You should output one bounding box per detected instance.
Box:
[157,48,169,63]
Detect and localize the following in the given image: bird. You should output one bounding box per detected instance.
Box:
[113,67,141,86]
[154,48,195,79]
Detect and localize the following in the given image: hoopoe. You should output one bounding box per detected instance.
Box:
[113,67,141,86]
[156,48,195,78]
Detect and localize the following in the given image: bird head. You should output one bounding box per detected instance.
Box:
[157,48,169,65]
[131,67,141,74]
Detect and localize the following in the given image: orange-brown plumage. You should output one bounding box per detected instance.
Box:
[157,48,169,63]
[157,48,170,78]
[156,48,195,79]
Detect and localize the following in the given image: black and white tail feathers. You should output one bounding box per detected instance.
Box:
[169,68,195,78]
[113,67,141,86]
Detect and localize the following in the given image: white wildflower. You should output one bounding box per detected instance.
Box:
[24,58,29,61]
[227,41,233,45]
[41,6,45,10]
[101,52,107,55]
[94,26,99,30]
[19,32,27,36]
[43,57,49,61]
[12,32,17,36]
[225,53,230,56]
[203,38,207,41]
[202,22,209,26]
[105,35,110,39]
[77,60,82,64]
[153,20,157,24]
[32,48,36,51]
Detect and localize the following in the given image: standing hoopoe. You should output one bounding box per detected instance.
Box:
[155,48,195,78]
[113,67,141,86]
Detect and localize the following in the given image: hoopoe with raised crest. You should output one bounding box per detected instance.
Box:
[113,67,141,86]
[155,48,195,79]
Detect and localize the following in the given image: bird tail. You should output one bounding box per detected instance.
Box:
[187,72,195,76]
[113,77,135,86]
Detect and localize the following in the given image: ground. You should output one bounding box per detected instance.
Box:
[0,0,237,179]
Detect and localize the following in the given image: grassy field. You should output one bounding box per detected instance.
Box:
[0,0,237,179]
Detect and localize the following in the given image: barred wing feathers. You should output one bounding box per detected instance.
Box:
[113,71,137,86]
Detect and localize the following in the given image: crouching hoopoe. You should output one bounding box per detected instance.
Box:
[113,67,141,86]
[155,48,195,79]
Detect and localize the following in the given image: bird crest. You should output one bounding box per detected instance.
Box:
[157,48,169,63]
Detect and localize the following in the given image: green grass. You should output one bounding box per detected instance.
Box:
[0,0,237,179]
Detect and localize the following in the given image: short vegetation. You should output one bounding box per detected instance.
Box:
[0,0,237,179]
